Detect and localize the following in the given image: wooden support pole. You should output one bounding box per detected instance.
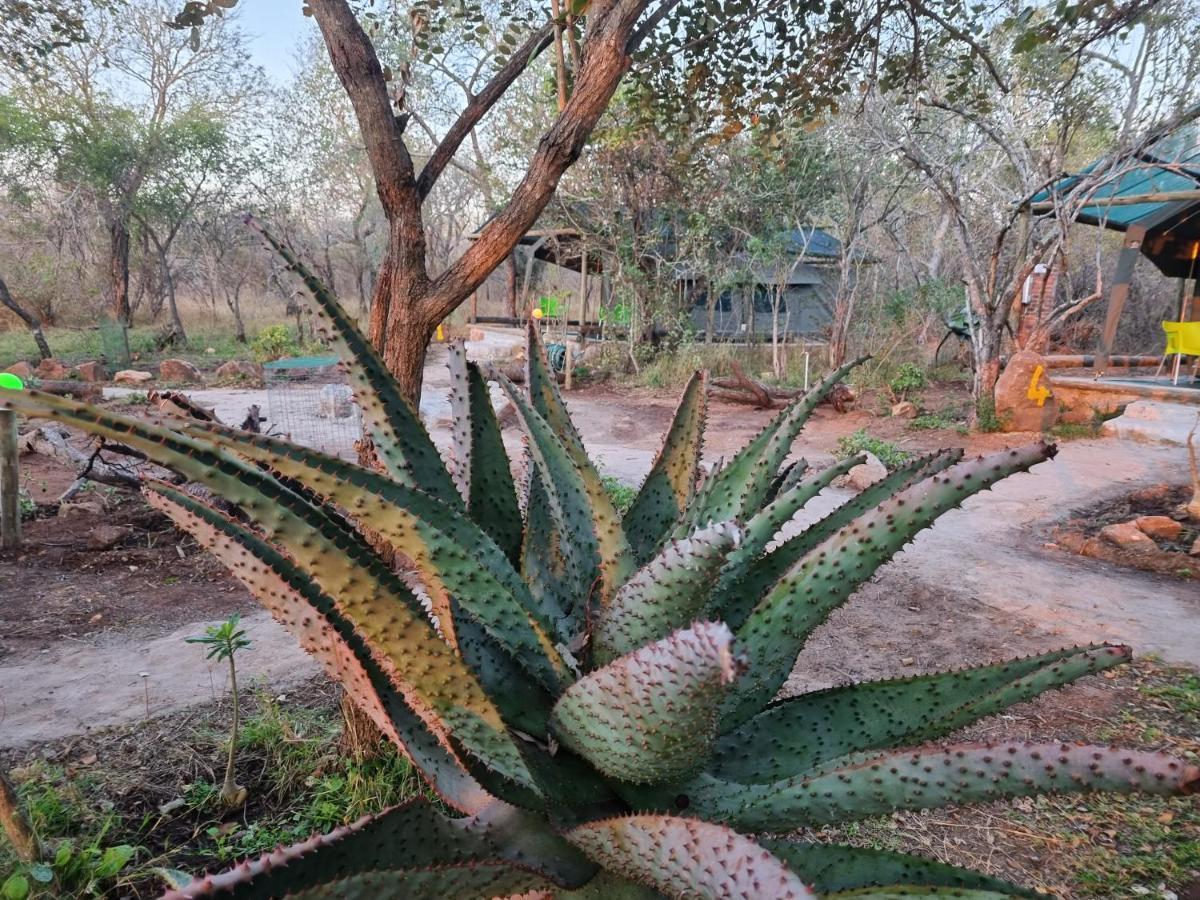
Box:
[0,408,19,551]
[1095,224,1146,378]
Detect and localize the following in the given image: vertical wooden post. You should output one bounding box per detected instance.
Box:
[1095,224,1146,377]
[0,408,19,551]
[566,249,587,391]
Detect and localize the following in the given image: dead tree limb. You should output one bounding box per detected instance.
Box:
[19,426,145,499]
[711,362,776,408]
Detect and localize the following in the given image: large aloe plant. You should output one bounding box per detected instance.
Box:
[2,236,1195,900]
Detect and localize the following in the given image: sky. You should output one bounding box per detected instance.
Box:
[234,2,316,86]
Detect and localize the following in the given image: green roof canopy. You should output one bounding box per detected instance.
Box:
[1031,113,1200,278]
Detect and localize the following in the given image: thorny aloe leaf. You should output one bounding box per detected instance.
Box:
[0,391,540,796]
[710,644,1132,783]
[591,521,742,666]
[759,841,1039,897]
[550,623,740,784]
[446,341,523,562]
[661,742,1200,831]
[724,444,1057,730]
[682,356,867,529]
[564,815,816,899]
[623,370,708,562]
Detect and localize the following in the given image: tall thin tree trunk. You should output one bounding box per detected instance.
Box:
[109,217,132,326]
[0,770,40,863]
[157,243,186,345]
[0,275,53,360]
[505,252,519,318]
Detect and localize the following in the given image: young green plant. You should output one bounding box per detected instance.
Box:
[186,616,251,807]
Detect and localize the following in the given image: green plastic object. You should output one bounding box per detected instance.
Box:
[0,372,25,390]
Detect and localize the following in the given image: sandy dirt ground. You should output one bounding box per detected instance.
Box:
[2,338,1197,749]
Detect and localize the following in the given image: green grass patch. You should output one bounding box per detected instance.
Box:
[602,475,637,515]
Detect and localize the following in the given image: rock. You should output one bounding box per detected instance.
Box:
[159,358,202,382]
[58,498,105,519]
[841,452,888,491]
[74,361,107,382]
[35,357,69,379]
[1134,515,1182,541]
[1099,521,1158,553]
[994,349,1060,432]
[86,525,133,551]
[214,360,263,381]
[114,369,154,384]
[1129,483,1173,505]
[4,361,34,379]
[317,383,355,418]
[891,400,918,419]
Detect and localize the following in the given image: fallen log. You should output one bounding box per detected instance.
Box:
[19,425,146,499]
[34,380,102,401]
[710,362,776,408]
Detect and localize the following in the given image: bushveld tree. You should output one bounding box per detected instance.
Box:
[0,0,257,326]
[172,0,1145,403]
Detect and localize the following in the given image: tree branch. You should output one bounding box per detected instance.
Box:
[308,0,417,219]
[417,24,555,199]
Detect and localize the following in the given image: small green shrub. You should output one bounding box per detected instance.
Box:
[601,475,637,515]
[909,411,960,431]
[975,397,1003,433]
[888,362,927,400]
[834,429,912,470]
[248,325,298,363]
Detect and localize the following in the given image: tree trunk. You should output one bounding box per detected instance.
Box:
[158,243,187,345]
[971,324,1004,424]
[109,217,133,326]
[0,770,40,863]
[0,275,53,360]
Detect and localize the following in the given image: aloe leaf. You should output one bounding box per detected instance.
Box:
[496,373,634,612]
[446,341,523,562]
[550,623,740,784]
[655,742,1200,831]
[162,798,595,898]
[823,889,1023,899]
[710,644,1131,783]
[564,815,816,899]
[759,840,1038,897]
[682,356,867,529]
[247,218,459,504]
[591,521,741,666]
[719,447,963,629]
[723,443,1057,730]
[623,370,708,562]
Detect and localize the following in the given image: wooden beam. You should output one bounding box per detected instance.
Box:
[1027,189,1200,214]
[1095,224,1147,377]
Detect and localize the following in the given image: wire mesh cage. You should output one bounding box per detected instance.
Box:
[97,317,131,367]
[263,355,362,459]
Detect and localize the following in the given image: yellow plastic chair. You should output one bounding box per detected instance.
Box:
[1160,321,1200,383]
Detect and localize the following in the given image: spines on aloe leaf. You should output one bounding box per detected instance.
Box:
[667,741,1200,831]
[623,370,708,562]
[758,841,1038,897]
[163,798,595,899]
[765,457,809,504]
[718,447,963,629]
[710,644,1131,784]
[550,623,741,784]
[245,217,459,505]
[0,391,540,796]
[709,453,865,623]
[822,889,1022,899]
[446,341,523,562]
[495,373,634,610]
[564,815,816,900]
[723,443,1056,729]
[591,521,742,666]
[526,322,588,461]
[143,483,494,814]
[682,355,867,529]
[180,420,570,694]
